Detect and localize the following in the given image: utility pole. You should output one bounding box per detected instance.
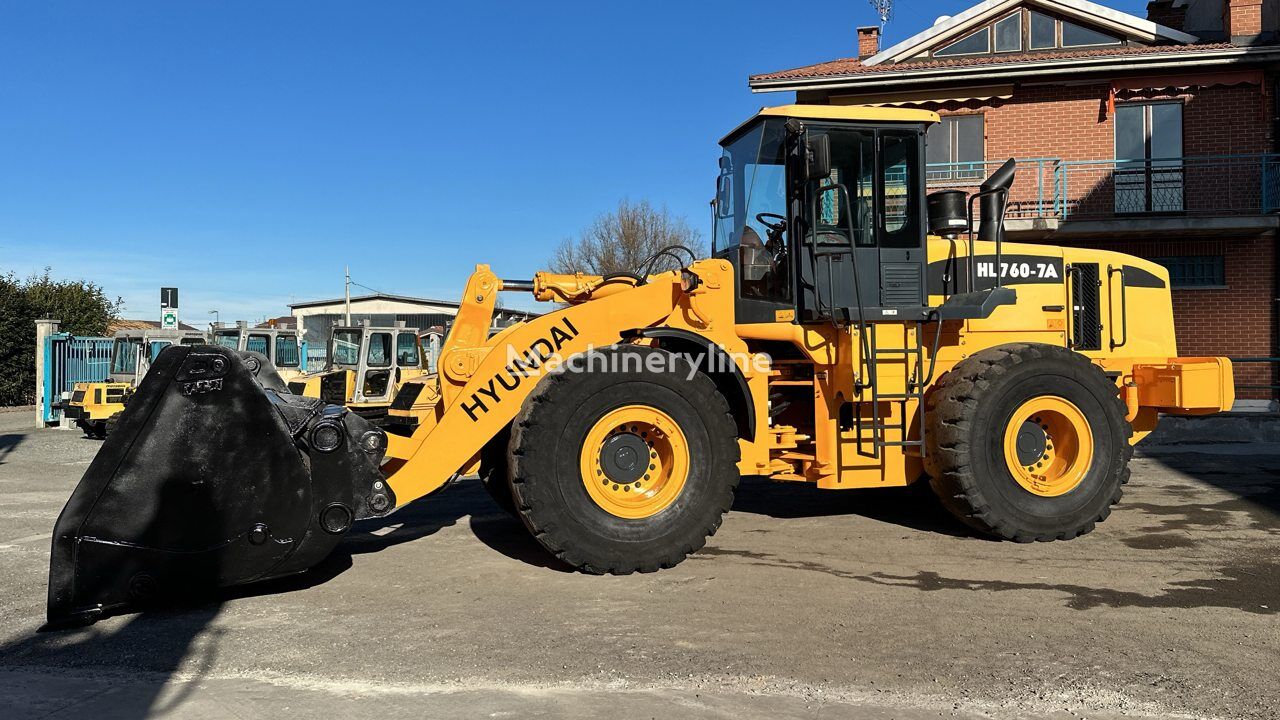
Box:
[344,266,352,325]
[869,0,893,34]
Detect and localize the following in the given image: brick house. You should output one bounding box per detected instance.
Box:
[751,0,1280,407]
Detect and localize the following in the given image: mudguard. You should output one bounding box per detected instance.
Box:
[47,346,393,626]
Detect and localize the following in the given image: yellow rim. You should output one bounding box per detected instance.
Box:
[1001,396,1094,497]
[579,405,689,519]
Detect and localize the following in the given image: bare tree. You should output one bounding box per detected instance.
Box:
[550,199,705,276]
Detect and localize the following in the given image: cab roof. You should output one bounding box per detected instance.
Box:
[720,104,940,145]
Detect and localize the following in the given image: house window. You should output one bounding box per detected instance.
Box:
[1027,10,1120,51]
[926,115,985,181]
[935,27,990,57]
[1152,256,1225,287]
[1062,20,1121,47]
[1115,102,1184,213]
[1030,11,1057,49]
[994,13,1022,52]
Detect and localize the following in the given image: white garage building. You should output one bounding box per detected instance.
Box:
[289,292,534,366]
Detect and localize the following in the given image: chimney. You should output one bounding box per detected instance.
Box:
[1146,0,1186,32]
[857,26,881,59]
[1224,0,1264,41]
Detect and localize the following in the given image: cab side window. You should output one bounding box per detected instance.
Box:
[275,336,300,367]
[246,334,269,355]
[396,332,420,367]
[367,332,392,367]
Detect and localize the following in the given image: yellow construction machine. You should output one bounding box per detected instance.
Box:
[383,329,444,434]
[63,326,207,438]
[209,321,308,382]
[48,105,1234,624]
[287,321,428,420]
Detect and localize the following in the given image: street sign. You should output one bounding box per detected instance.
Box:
[161,287,179,329]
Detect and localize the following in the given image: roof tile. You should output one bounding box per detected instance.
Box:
[750,43,1238,82]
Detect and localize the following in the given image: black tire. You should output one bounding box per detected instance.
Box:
[925,343,1131,542]
[103,412,123,438]
[479,426,516,517]
[508,345,740,574]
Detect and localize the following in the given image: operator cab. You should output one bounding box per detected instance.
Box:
[110,328,207,384]
[210,321,306,372]
[713,105,1013,325]
[327,321,424,404]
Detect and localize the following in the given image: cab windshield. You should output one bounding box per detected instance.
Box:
[213,332,240,350]
[111,337,141,374]
[713,118,786,256]
[332,330,361,366]
[714,118,790,302]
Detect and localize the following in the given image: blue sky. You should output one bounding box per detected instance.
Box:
[0,0,1151,323]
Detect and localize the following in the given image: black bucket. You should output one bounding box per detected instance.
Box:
[46,346,394,626]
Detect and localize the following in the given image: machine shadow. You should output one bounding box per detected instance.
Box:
[308,479,567,573]
[0,433,24,465]
[1140,446,1280,525]
[730,475,978,538]
[2,604,224,720]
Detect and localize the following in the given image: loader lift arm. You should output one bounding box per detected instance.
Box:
[381,262,735,508]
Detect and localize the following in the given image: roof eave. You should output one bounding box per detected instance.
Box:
[862,0,1198,67]
[750,46,1280,93]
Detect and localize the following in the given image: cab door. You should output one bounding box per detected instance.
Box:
[354,330,395,404]
[795,124,927,323]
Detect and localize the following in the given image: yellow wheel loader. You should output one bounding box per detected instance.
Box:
[209,321,308,382]
[48,105,1235,625]
[63,327,207,438]
[383,329,444,435]
[287,321,428,421]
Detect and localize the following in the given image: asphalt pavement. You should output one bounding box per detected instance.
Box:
[1,409,1276,719]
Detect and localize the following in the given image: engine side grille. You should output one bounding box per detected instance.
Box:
[320,372,347,405]
[881,263,923,307]
[390,382,424,411]
[1072,263,1102,351]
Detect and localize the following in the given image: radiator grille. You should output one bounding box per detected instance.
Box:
[1072,263,1102,351]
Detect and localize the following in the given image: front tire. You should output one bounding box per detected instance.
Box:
[508,345,740,574]
[925,343,1131,542]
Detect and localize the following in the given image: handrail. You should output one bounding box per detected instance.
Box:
[1106,265,1128,351]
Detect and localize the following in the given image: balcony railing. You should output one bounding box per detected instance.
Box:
[927,159,1060,220]
[925,154,1280,225]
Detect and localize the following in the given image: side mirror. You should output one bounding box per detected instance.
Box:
[804,133,831,182]
[715,173,733,219]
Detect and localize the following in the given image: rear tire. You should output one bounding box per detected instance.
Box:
[509,345,739,574]
[925,343,1131,542]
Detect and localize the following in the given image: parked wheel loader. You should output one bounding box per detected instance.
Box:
[383,329,444,434]
[286,320,428,420]
[62,327,207,438]
[209,321,309,382]
[47,105,1235,625]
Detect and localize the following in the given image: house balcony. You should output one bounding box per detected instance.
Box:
[926,155,1280,240]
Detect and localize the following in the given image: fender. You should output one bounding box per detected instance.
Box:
[624,327,755,440]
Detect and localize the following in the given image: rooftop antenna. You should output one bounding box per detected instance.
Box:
[869,0,893,33]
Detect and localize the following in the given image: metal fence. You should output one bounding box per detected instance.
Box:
[926,154,1280,222]
[926,158,1060,219]
[1057,154,1280,220]
[41,334,113,424]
